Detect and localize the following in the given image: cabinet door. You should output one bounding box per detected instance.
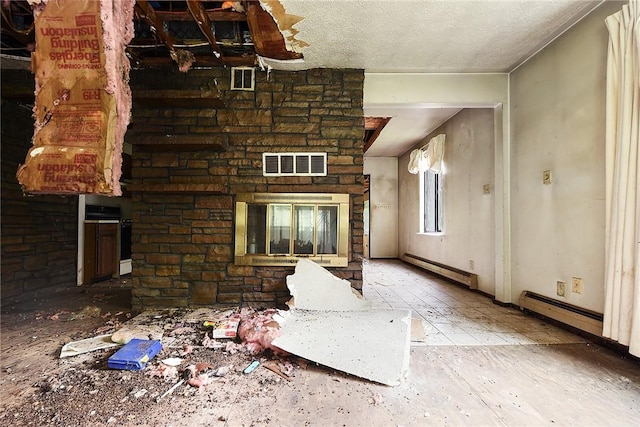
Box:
[83,223,97,285]
[97,223,118,278]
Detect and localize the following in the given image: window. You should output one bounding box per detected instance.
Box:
[410,133,446,233]
[235,193,349,266]
[421,169,443,233]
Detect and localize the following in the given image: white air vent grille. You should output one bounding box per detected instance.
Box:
[263,153,327,176]
[231,67,255,91]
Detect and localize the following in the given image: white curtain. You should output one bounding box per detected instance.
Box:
[603,0,640,356]
[407,134,446,174]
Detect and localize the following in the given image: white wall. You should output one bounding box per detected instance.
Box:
[398,109,496,294]
[363,157,398,258]
[509,1,622,312]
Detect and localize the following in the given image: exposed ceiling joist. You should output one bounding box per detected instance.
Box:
[0,0,303,72]
[186,0,222,59]
[364,117,390,154]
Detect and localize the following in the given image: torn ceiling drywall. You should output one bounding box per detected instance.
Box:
[286,258,372,311]
[275,259,411,386]
[272,308,411,386]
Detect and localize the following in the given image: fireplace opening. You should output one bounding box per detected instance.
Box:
[235,193,350,267]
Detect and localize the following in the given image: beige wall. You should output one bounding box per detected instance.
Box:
[370,1,621,313]
[363,157,398,258]
[509,1,623,312]
[364,72,510,299]
[398,109,496,294]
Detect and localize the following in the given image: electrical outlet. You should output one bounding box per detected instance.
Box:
[543,170,552,185]
[572,277,583,294]
[483,184,490,195]
[557,280,566,297]
[469,260,474,270]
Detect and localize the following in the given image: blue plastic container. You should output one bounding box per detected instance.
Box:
[107,339,162,370]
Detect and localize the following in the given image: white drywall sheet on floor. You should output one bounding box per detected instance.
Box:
[273,308,411,386]
[286,258,372,311]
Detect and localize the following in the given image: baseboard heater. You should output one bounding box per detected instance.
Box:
[401,253,478,290]
[519,291,603,337]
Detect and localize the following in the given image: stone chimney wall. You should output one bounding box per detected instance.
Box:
[1,97,78,300]
[128,68,364,310]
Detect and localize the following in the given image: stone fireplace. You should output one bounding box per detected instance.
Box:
[128,68,365,310]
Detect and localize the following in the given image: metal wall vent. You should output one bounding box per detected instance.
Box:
[263,153,327,176]
[231,67,255,91]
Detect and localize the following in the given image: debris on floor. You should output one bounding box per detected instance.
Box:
[107,339,163,370]
[411,316,428,343]
[111,324,163,344]
[59,334,120,358]
[36,259,412,426]
[273,308,411,386]
[56,259,411,387]
[272,259,412,386]
[206,318,240,339]
[262,360,294,382]
[236,308,284,355]
[286,257,372,311]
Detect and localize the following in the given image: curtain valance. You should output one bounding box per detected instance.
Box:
[407,134,446,174]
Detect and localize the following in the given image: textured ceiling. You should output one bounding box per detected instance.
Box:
[271,0,601,73]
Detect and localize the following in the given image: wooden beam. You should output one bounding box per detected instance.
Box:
[135,0,220,69]
[131,135,227,151]
[186,0,223,59]
[155,9,246,22]
[135,0,178,53]
[132,90,226,108]
[127,183,226,193]
[133,54,255,68]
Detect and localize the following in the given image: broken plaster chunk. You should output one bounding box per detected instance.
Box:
[272,308,411,386]
[111,325,163,344]
[286,259,372,311]
[161,358,183,367]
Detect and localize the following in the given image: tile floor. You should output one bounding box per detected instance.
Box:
[362,258,586,346]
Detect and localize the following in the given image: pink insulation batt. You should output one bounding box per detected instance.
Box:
[235,308,287,356]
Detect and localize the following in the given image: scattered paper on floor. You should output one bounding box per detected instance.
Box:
[60,334,120,358]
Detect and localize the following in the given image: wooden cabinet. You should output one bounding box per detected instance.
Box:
[83,222,119,284]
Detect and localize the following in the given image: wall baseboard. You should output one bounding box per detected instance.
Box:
[519,291,603,337]
[401,253,478,289]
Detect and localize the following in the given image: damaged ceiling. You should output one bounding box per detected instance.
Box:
[1,0,604,156]
[0,0,301,71]
[1,0,603,72]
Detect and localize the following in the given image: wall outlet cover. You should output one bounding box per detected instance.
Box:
[572,277,583,294]
[557,280,566,297]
